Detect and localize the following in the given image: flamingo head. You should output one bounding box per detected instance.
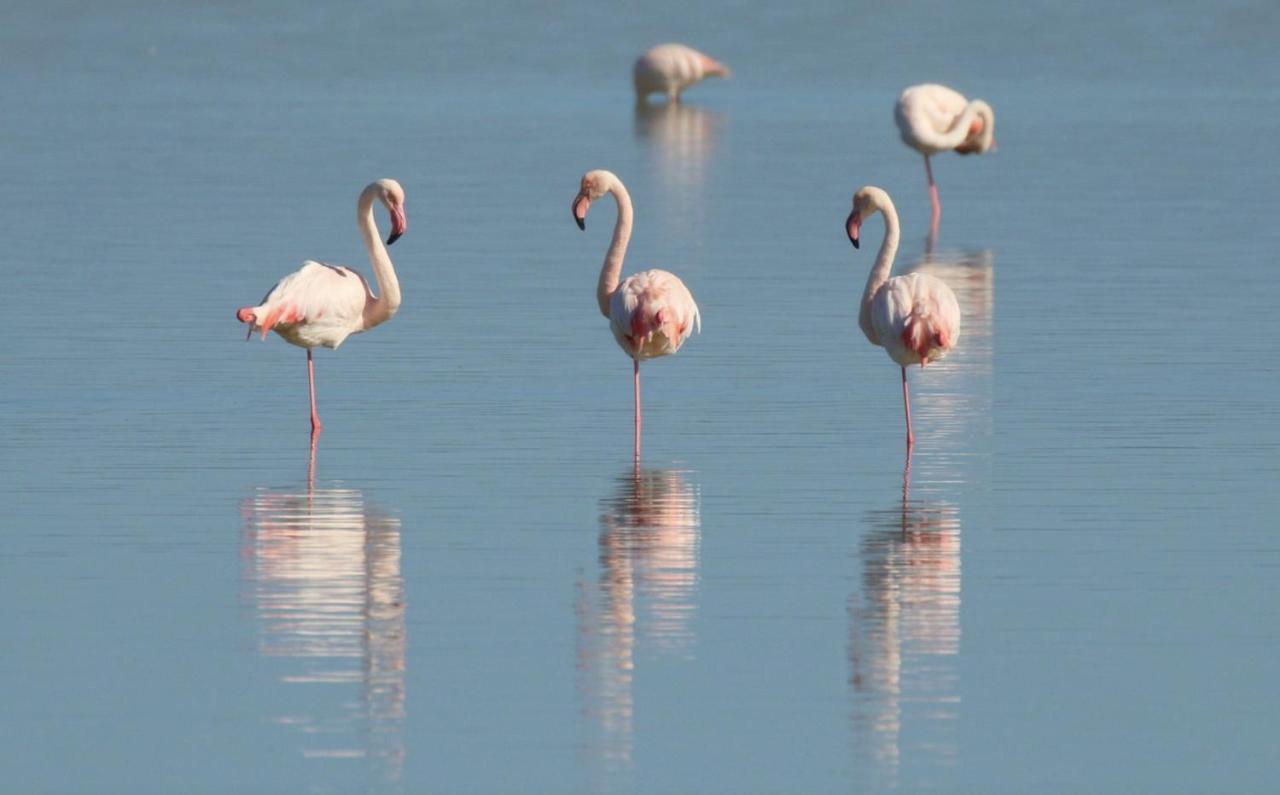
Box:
[572,169,618,230]
[846,186,892,249]
[698,53,732,79]
[373,178,408,245]
[954,101,996,155]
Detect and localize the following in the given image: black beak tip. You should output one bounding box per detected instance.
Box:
[850,237,860,249]
[386,232,402,246]
[575,217,585,231]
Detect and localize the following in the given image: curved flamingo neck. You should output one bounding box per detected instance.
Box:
[919,101,989,151]
[358,188,400,330]
[597,178,634,317]
[858,197,900,345]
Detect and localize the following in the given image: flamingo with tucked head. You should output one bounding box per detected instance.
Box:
[573,169,701,460]
[895,84,996,237]
[236,179,407,436]
[633,44,730,103]
[846,186,960,450]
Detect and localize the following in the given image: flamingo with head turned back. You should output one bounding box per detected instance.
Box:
[894,84,996,239]
[236,179,407,436]
[846,186,960,450]
[634,44,730,103]
[572,169,701,460]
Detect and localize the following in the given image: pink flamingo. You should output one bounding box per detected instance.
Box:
[573,169,701,459]
[846,186,960,449]
[236,179,407,435]
[634,44,730,103]
[894,84,996,238]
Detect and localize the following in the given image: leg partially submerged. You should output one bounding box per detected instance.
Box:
[901,366,915,450]
[307,349,322,434]
[633,359,642,461]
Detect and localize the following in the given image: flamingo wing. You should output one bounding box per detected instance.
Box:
[241,261,370,347]
[609,269,701,360]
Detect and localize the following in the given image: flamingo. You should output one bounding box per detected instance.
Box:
[846,186,960,450]
[633,44,730,103]
[572,169,701,459]
[236,179,407,435]
[894,84,996,238]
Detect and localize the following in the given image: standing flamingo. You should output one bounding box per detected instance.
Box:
[572,169,701,459]
[894,84,996,238]
[846,186,960,449]
[633,44,730,103]
[236,179,407,435]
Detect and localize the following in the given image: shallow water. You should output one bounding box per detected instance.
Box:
[2,1,1279,792]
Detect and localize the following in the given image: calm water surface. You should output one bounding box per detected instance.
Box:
[3,1,1279,792]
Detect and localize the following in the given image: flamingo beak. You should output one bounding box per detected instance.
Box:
[386,204,407,245]
[573,194,590,230]
[846,210,861,249]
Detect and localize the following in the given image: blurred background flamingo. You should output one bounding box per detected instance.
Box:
[895,84,996,239]
[633,44,730,103]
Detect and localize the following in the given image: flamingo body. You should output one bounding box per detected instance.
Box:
[894,84,995,235]
[634,44,730,102]
[846,186,960,449]
[894,84,993,156]
[235,179,408,434]
[870,271,961,368]
[609,269,701,361]
[573,169,700,459]
[238,261,371,349]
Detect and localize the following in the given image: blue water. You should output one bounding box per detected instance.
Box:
[2,1,1278,792]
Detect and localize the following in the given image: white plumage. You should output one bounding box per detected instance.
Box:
[243,261,371,349]
[633,44,730,102]
[895,83,995,155]
[870,272,962,368]
[609,269,701,361]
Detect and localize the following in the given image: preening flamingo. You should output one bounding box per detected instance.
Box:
[236,179,407,434]
[846,186,960,449]
[894,84,996,236]
[572,169,701,459]
[634,44,730,103]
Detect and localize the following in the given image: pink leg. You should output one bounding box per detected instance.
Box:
[901,366,915,450]
[633,359,642,461]
[307,349,323,433]
[924,155,941,233]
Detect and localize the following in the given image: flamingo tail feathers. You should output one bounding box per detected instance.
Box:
[236,303,301,341]
[901,310,949,366]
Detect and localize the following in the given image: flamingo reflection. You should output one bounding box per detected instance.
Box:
[849,458,961,786]
[634,102,721,227]
[576,468,701,781]
[902,249,995,459]
[240,467,406,787]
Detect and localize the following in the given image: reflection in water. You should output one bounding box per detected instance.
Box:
[634,102,721,226]
[240,476,406,788]
[576,468,701,786]
[904,249,994,460]
[849,460,961,787]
